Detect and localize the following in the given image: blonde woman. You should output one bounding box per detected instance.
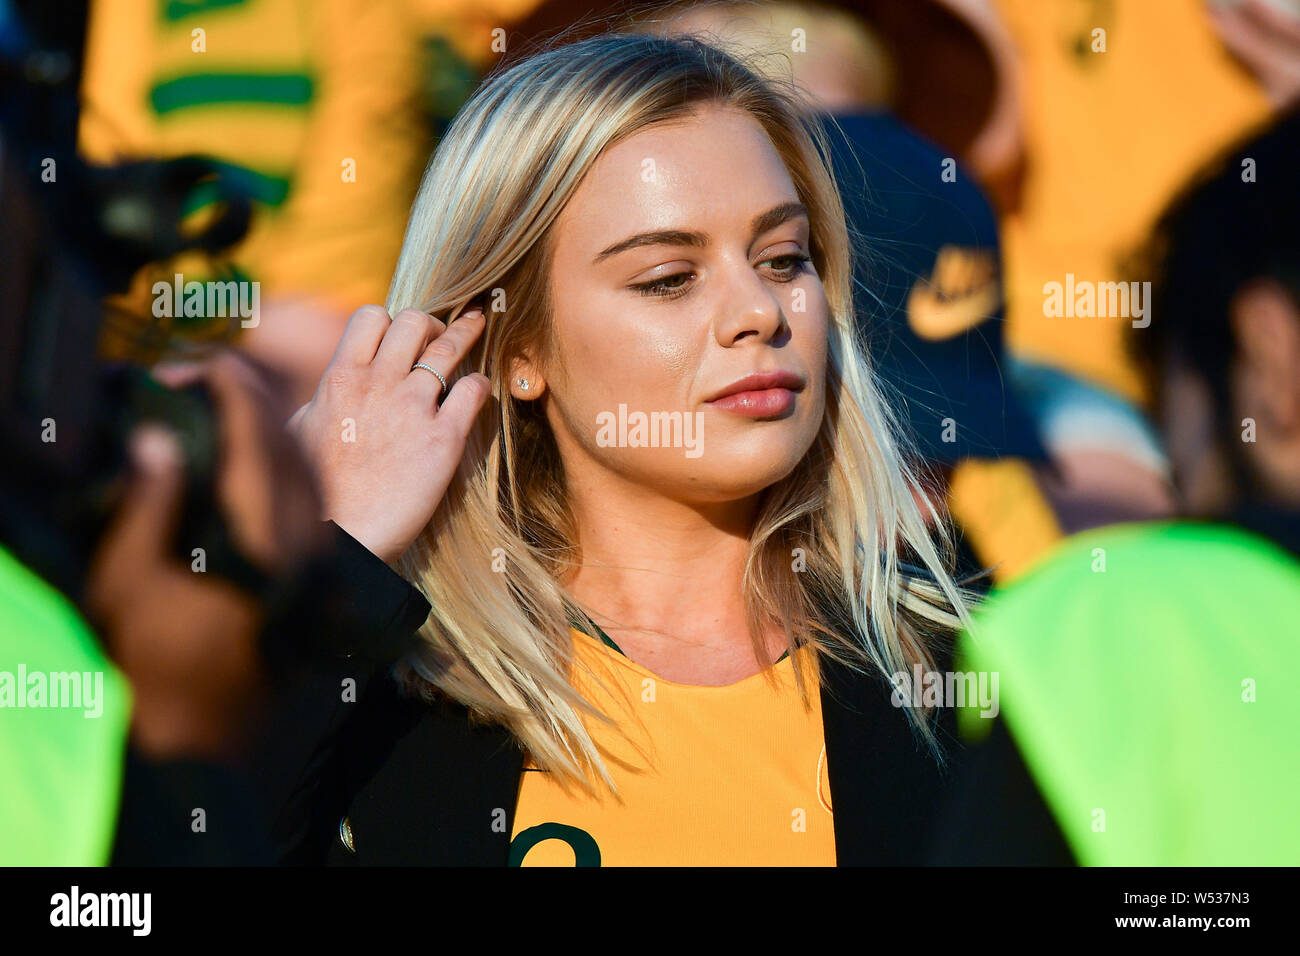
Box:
[285,30,973,866]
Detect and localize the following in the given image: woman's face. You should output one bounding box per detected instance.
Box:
[528,100,829,504]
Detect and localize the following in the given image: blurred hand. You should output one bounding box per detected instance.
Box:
[1208,0,1300,107]
[288,304,491,565]
[237,294,352,408]
[87,352,328,761]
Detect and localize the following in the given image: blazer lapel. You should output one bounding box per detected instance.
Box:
[818,651,962,864]
[336,679,524,866]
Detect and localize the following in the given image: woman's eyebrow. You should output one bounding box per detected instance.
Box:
[593,228,706,264]
[592,200,810,265]
[749,201,809,244]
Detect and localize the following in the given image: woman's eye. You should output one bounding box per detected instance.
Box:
[764,254,812,280]
[630,272,694,298]
[628,255,810,299]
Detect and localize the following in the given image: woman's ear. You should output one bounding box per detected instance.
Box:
[508,354,546,400]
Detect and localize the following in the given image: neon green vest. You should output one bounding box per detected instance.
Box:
[956,521,1300,865]
[0,544,132,864]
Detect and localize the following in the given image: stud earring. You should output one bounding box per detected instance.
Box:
[517,378,530,390]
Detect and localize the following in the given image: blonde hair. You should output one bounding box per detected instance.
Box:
[386,30,972,796]
[640,0,896,110]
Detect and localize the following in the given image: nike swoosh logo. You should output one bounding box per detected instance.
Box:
[906,246,1001,341]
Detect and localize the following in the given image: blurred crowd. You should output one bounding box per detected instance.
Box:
[2,0,1299,866]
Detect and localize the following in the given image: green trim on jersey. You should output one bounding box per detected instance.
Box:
[585,617,626,656]
[179,162,292,214]
[150,73,314,115]
[162,0,248,24]
[571,613,790,664]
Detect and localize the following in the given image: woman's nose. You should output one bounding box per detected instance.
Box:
[713,265,788,347]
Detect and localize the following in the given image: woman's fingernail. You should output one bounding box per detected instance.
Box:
[132,426,183,475]
[151,360,204,387]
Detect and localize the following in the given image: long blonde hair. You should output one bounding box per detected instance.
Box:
[386,30,972,795]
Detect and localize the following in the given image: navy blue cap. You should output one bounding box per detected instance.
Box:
[822,110,1046,465]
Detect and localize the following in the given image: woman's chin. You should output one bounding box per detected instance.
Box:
[661,447,809,504]
[583,423,817,504]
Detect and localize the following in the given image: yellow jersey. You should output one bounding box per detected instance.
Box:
[509,626,836,866]
[992,0,1272,400]
[78,0,434,314]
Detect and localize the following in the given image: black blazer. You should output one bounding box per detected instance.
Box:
[271,524,1072,866]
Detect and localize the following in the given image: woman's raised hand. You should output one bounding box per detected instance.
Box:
[290,304,491,564]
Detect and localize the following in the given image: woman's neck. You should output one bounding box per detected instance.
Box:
[562,468,788,685]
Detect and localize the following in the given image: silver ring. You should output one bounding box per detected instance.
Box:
[411,362,447,395]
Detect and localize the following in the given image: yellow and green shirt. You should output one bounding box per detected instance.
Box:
[992,0,1273,401]
[509,624,836,866]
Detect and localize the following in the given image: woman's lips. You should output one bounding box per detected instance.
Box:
[704,370,805,419]
[706,387,797,418]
